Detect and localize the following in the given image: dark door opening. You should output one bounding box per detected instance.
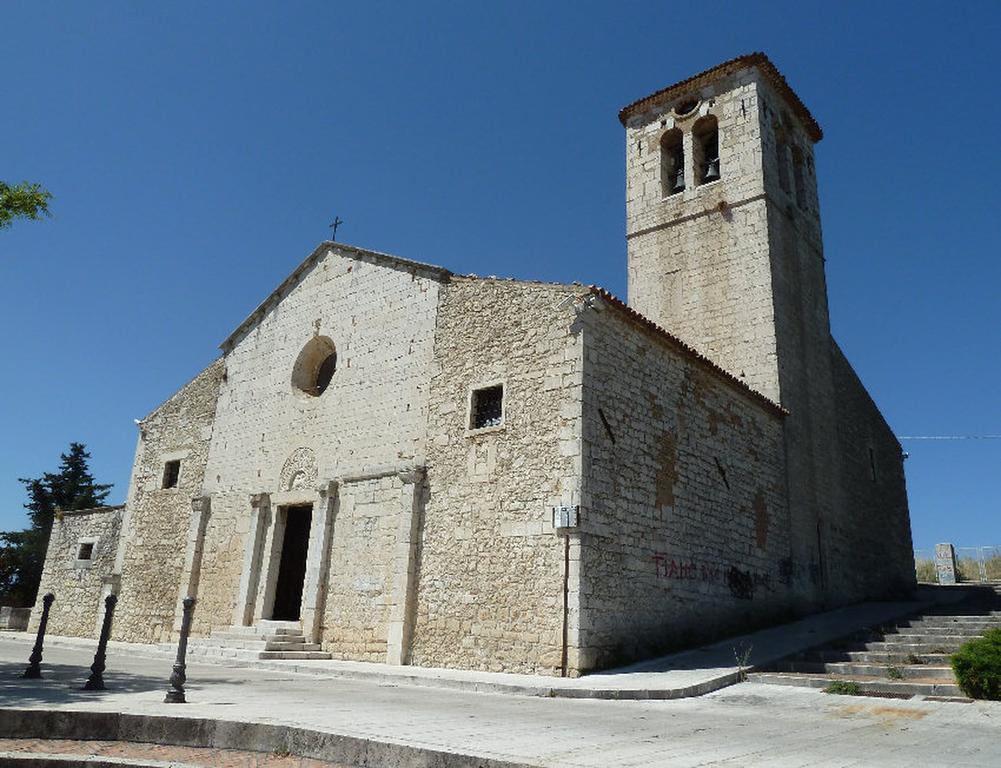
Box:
[271,504,312,621]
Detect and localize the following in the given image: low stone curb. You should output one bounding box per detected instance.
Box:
[0,709,534,768]
[0,753,197,767]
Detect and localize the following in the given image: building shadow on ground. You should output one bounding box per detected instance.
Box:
[0,660,251,706]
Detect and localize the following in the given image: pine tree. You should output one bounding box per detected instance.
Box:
[0,443,112,606]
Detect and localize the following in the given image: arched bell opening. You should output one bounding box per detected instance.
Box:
[660,128,685,197]
[693,115,720,186]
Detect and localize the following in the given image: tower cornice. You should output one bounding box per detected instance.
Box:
[619,52,822,142]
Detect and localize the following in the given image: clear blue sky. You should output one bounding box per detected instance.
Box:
[2,2,999,552]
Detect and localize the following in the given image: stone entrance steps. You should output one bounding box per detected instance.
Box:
[752,671,965,698]
[184,620,331,661]
[749,585,1001,699]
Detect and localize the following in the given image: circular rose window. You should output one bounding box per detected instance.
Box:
[291,336,337,397]
[674,98,698,117]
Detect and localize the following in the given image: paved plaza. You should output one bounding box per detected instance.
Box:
[1,633,999,767]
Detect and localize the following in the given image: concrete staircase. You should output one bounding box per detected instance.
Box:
[183,620,331,661]
[749,586,1001,699]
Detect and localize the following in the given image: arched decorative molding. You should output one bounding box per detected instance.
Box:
[279,448,318,492]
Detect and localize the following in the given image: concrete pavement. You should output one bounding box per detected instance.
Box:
[1,634,999,767]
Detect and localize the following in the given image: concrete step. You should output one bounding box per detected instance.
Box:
[861,641,967,654]
[206,632,308,645]
[189,637,311,652]
[794,649,933,665]
[263,640,323,652]
[895,626,999,637]
[747,672,965,698]
[838,650,951,665]
[899,616,1001,627]
[884,627,994,638]
[211,625,301,638]
[255,620,302,631]
[184,646,276,661]
[772,660,954,680]
[184,645,331,661]
[919,610,1001,619]
[878,633,979,645]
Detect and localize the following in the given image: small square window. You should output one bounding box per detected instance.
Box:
[77,542,94,561]
[162,460,181,489]
[470,385,504,430]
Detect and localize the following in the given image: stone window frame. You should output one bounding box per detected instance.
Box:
[154,449,189,493]
[466,379,507,436]
[74,536,99,569]
[162,459,181,489]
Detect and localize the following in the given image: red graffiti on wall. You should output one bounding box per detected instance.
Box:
[652,553,722,583]
[652,552,771,600]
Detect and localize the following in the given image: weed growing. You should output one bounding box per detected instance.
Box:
[824,680,862,696]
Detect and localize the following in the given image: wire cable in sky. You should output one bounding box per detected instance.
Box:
[898,434,1001,440]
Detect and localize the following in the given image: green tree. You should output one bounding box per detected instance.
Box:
[0,180,52,230]
[0,443,112,606]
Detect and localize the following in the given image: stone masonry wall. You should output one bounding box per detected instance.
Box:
[411,279,584,675]
[321,475,403,661]
[30,506,123,638]
[113,360,223,643]
[625,67,780,403]
[827,342,915,600]
[578,304,791,671]
[195,246,442,640]
[757,77,840,612]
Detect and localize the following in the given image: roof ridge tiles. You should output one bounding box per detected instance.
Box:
[618,52,822,142]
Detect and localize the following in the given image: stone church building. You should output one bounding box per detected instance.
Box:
[32,54,914,676]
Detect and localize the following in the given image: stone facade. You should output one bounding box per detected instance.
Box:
[411,278,583,674]
[30,505,123,638]
[32,54,914,677]
[577,301,790,670]
[112,361,223,643]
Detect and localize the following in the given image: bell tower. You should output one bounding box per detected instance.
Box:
[621,54,839,606]
[621,53,827,405]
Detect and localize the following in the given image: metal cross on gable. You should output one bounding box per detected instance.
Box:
[329,216,343,241]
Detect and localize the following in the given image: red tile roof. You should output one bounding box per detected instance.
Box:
[618,52,822,142]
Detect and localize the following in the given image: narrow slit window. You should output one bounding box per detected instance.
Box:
[791,145,807,209]
[774,122,791,194]
[868,448,877,482]
[470,385,504,430]
[162,459,181,489]
[660,128,685,197]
